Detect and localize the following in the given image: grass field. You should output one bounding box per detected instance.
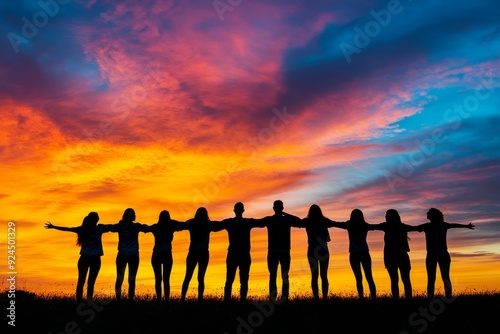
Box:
[3,290,499,334]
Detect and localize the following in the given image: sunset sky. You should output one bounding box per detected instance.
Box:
[1,0,499,299]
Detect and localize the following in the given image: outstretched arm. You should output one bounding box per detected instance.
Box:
[283,212,303,228]
[368,223,385,231]
[99,224,119,233]
[405,224,423,232]
[448,222,475,230]
[44,222,78,233]
[138,223,152,233]
[250,216,269,228]
[173,220,189,232]
[210,220,226,232]
[325,218,346,229]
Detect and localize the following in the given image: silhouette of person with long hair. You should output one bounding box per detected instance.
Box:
[181,207,224,301]
[413,208,475,299]
[44,212,117,301]
[371,209,417,299]
[294,204,343,300]
[114,208,149,301]
[330,209,377,300]
[260,200,302,302]
[220,202,266,302]
[146,210,187,302]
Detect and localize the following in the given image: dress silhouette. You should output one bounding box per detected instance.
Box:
[146,210,187,302]
[260,200,302,302]
[44,212,117,301]
[181,207,224,301]
[220,202,266,302]
[295,204,341,300]
[113,208,149,301]
[413,208,475,299]
[371,209,417,299]
[330,209,377,299]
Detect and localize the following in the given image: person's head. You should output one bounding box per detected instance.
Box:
[385,209,402,224]
[273,200,284,214]
[307,204,324,220]
[122,208,136,222]
[427,208,444,223]
[195,207,210,221]
[158,210,171,224]
[350,209,365,223]
[234,202,244,217]
[86,212,99,226]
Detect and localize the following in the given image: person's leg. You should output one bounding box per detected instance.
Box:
[164,251,173,302]
[318,248,330,300]
[438,252,452,299]
[387,266,400,299]
[400,253,412,299]
[280,251,291,301]
[361,251,376,299]
[400,268,412,299]
[239,253,251,302]
[267,251,279,301]
[181,251,197,301]
[77,256,89,302]
[426,253,438,299]
[151,251,162,300]
[87,255,101,300]
[224,251,238,302]
[115,254,127,300]
[307,247,319,299]
[197,250,209,301]
[349,253,364,299]
[127,253,140,300]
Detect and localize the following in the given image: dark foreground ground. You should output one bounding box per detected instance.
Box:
[3,291,499,334]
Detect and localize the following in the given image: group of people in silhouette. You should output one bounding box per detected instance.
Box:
[45,201,474,303]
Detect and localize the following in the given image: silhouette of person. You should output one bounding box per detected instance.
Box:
[295,204,343,300]
[330,209,377,299]
[371,209,417,299]
[260,200,302,302]
[146,210,187,302]
[113,208,149,301]
[44,212,117,301]
[413,208,475,299]
[220,202,266,302]
[181,207,224,301]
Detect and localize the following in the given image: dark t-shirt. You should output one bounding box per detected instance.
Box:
[221,217,261,253]
[149,221,187,251]
[378,222,412,254]
[263,214,301,251]
[186,219,223,251]
[416,222,451,254]
[342,221,370,253]
[301,217,332,249]
[116,221,149,256]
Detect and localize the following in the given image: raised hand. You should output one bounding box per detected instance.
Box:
[468,222,475,229]
[44,222,54,229]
